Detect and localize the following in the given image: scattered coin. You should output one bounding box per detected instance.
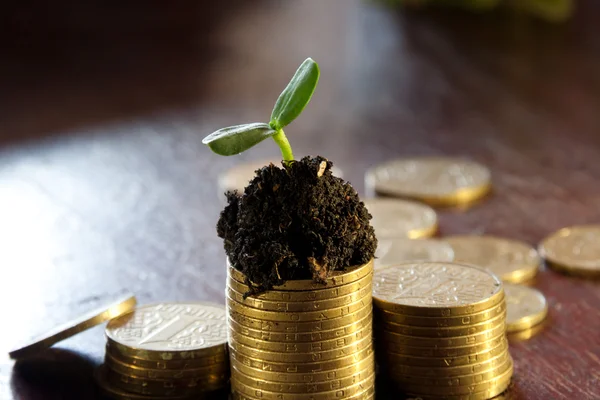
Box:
[504,283,548,333]
[375,238,454,269]
[365,157,491,207]
[538,225,600,278]
[446,235,541,283]
[363,198,438,239]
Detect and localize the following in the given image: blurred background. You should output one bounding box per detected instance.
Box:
[1,1,599,398]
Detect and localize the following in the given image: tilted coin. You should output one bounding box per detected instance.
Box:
[229,352,374,383]
[383,333,506,358]
[375,321,505,348]
[372,262,504,316]
[228,259,373,291]
[365,157,491,206]
[227,312,372,343]
[106,303,227,362]
[504,283,548,333]
[226,282,372,312]
[227,271,372,302]
[446,235,540,283]
[363,198,438,239]
[538,225,600,278]
[229,346,374,374]
[375,238,454,269]
[374,301,506,327]
[9,293,136,360]
[105,345,227,370]
[226,293,371,322]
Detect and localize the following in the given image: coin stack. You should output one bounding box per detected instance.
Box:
[95,303,230,400]
[226,259,376,399]
[373,262,513,400]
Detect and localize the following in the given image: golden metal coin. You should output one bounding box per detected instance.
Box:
[365,157,492,207]
[229,352,374,383]
[227,271,373,302]
[232,363,374,393]
[104,352,228,380]
[504,283,548,333]
[363,198,438,239]
[380,339,508,368]
[404,370,511,400]
[226,282,372,312]
[227,259,373,291]
[383,332,506,358]
[372,262,503,316]
[227,312,372,343]
[228,302,372,333]
[106,303,227,361]
[446,235,540,283]
[375,320,505,348]
[379,310,506,338]
[228,333,372,363]
[539,225,600,278]
[105,345,227,370]
[9,294,136,360]
[507,319,547,342]
[374,301,506,327]
[226,293,371,322]
[229,321,371,353]
[231,371,375,400]
[229,346,373,374]
[375,238,454,269]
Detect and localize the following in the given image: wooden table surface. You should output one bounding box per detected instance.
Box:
[1,1,599,399]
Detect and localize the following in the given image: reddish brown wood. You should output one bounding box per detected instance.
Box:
[1,1,599,399]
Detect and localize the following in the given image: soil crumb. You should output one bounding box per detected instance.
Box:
[217,156,377,294]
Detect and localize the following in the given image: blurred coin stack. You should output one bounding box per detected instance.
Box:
[373,262,513,400]
[96,303,230,400]
[226,259,376,399]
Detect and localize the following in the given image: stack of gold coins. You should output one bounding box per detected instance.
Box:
[226,259,375,399]
[95,303,230,400]
[373,262,513,400]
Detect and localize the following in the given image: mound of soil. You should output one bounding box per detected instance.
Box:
[217,156,377,294]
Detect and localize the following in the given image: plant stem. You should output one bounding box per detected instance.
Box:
[272,129,294,162]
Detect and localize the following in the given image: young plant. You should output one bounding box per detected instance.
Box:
[202,58,320,162]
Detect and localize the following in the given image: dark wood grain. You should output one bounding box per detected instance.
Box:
[1,1,599,399]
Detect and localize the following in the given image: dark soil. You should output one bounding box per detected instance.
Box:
[217,156,377,294]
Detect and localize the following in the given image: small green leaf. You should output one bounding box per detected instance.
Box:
[202,123,277,156]
[270,58,320,131]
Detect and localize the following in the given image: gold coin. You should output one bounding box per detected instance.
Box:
[396,356,513,396]
[229,333,373,363]
[365,157,492,207]
[379,310,506,338]
[94,366,193,400]
[229,346,373,374]
[227,271,372,302]
[104,352,228,380]
[507,319,547,342]
[372,262,503,317]
[374,301,506,327]
[504,283,548,333]
[231,372,375,400]
[363,198,438,239]
[539,225,600,278]
[228,302,372,333]
[375,320,505,348]
[380,339,508,368]
[229,320,371,353]
[226,282,372,312]
[9,294,136,360]
[229,352,374,383]
[227,312,372,343]
[446,235,540,283]
[105,345,227,370]
[226,293,371,322]
[375,238,454,269]
[105,366,226,397]
[232,363,374,393]
[106,303,227,361]
[404,370,511,400]
[383,333,506,358]
[227,259,373,291]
